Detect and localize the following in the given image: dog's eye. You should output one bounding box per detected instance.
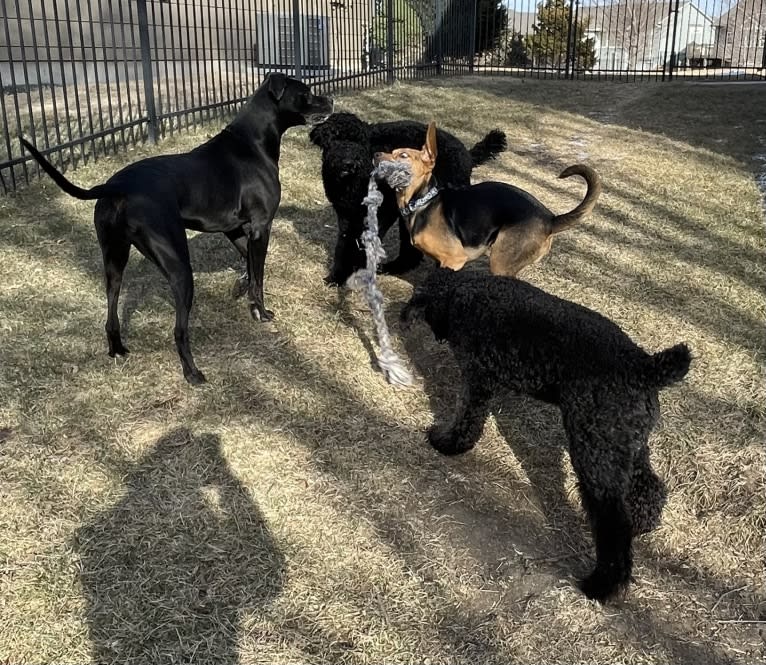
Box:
[399,153,409,160]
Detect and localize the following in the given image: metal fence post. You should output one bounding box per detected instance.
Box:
[668,0,681,80]
[468,0,477,74]
[564,0,574,79]
[292,0,303,80]
[386,0,394,84]
[435,0,443,75]
[136,0,158,143]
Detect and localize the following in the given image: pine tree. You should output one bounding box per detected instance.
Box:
[372,0,424,60]
[411,0,508,59]
[528,0,596,70]
[505,31,530,66]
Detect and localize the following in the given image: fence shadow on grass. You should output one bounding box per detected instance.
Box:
[74,428,285,665]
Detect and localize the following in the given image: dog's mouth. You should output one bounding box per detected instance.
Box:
[307,112,332,126]
[306,100,334,126]
[372,152,392,168]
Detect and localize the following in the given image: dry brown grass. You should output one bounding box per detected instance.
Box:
[0,76,764,665]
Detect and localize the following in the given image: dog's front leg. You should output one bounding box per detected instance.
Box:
[429,375,492,455]
[380,215,423,275]
[246,221,274,322]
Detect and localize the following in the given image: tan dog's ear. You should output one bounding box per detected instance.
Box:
[423,121,438,164]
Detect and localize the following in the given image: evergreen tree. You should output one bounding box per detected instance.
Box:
[372,0,424,59]
[528,0,596,70]
[505,31,530,66]
[411,0,508,59]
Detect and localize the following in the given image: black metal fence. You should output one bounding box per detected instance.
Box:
[1,0,764,192]
[472,0,766,81]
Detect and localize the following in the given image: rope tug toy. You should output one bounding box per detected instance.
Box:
[346,160,414,388]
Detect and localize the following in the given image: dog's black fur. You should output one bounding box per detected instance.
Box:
[21,73,333,385]
[309,112,506,285]
[402,268,691,602]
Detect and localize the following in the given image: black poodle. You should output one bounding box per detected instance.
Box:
[309,112,507,285]
[401,268,692,603]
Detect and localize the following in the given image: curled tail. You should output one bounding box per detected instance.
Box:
[469,129,507,167]
[20,137,114,200]
[550,164,601,233]
[643,343,692,388]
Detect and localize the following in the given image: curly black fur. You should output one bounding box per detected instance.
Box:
[309,112,507,285]
[402,268,692,603]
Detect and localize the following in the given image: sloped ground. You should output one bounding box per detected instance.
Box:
[0,77,764,664]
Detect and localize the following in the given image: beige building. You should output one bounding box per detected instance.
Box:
[0,0,377,87]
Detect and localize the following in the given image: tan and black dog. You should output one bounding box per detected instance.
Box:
[373,121,601,276]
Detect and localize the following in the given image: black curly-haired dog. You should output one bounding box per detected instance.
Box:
[401,268,692,602]
[309,112,506,285]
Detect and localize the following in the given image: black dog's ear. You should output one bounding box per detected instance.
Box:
[266,72,287,101]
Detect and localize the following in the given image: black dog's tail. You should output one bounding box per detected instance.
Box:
[643,343,692,389]
[469,129,507,167]
[550,164,602,233]
[20,137,116,200]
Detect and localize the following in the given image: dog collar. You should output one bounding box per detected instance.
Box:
[400,186,439,217]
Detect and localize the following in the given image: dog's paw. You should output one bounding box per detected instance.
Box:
[579,568,629,604]
[323,272,345,287]
[250,304,275,322]
[428,426,475,456]
[108,343,130,358]
[184,369,208,386]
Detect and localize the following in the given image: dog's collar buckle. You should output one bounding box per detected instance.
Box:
[400,186,439,218]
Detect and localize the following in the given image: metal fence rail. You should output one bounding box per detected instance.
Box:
[1,0,764,192]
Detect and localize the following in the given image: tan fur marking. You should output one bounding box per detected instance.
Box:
[412,203,483,270]
[489,224,553,276]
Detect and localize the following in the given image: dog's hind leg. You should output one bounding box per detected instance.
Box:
[562,400,636,602]
[246,221,274,322]
[132,219,207,385]
[168,264,207,385]
[575,480,633,602]
[429,369,492,455]
[489,225,552,277]
[94,199,131,357]
[627,441,667,536]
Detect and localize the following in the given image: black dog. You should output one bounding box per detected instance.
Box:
[309,112,506,285]
[21,73,333,384]
[402,268,691,602]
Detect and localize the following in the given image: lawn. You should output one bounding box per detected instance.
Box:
[0,76,764,664]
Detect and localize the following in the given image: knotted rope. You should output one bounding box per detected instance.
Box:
[346,161,414,388]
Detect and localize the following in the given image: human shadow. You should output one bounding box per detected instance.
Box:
[74,428,285,665]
